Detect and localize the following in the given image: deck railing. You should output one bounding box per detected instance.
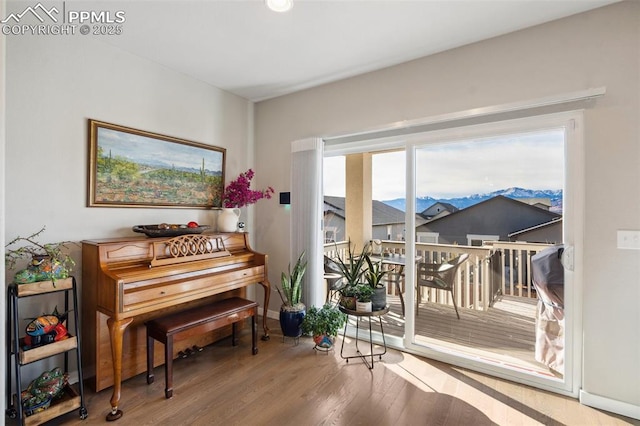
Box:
[323,240,552,312]
[483,241,555,299]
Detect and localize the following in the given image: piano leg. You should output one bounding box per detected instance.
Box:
[106,317,133,421]
[260,281,271,341]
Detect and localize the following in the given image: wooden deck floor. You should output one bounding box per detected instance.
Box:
[357,294,561,379]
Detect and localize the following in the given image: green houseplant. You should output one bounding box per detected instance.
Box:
[277,252,307,338]
[333,241,369,310]
[301,303,347,349]
[354,283,374,312]
[355,283,374,301]
[338,284,358,310]
[364,254,388,311]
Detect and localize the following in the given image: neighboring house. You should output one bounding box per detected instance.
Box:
[419,202,458,220]
[323,196,346,243]
[323,196,426,242]
[509,217,563,244]
[416,195,562,245]
[516,197,552,211]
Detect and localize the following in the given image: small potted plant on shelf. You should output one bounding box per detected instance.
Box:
[301,303,347,350]
[276,251,307,339]
[5,227,76,285]
[338,284,358,311]
[355,283,374,312]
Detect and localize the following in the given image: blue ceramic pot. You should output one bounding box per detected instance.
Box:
[280,307,306,337]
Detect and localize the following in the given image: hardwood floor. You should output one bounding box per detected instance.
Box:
[21,318,637,426]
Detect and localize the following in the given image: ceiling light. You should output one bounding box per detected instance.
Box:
[265,0,293,13]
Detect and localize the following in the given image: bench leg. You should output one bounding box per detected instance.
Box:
[146,331,155,385]
[232,323,238,346]
[252,314,258,355]
[164,337,173,399]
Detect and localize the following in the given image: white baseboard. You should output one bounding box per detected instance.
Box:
[265,308,280,320]
[68,370,79,385]
[580,389,640,420]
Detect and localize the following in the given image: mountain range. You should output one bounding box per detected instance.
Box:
[382,187,563,214]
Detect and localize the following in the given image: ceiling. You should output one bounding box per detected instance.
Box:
[96,0,619,102]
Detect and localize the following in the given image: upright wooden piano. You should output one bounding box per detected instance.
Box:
[81,232,270,421]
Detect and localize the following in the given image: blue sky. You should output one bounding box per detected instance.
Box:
[97,127,224,173]
[324,129,564,200]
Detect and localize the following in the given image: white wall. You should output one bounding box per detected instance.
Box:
[3,27,253,385]
[5,35,252,245]
[255,0,639,418]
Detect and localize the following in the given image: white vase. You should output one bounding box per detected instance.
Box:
[217,208,241,232]
[356,301,372,313]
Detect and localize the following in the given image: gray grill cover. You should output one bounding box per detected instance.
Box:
[531,245,565,318]
[531,245,565,375]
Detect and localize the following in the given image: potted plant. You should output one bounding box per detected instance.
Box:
[364,254,388,311]
[355,283,374,312]
[276,251,307,339]
[218,169,274,232]
[339,284,358,310]
[301,303,347,350]
[333,241,369,309]
[5,227,76,285]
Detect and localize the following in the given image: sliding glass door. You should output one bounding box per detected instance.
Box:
[403,112,582,395]
[323,111,583,396]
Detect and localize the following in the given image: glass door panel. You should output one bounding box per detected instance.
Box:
[323,112,581,395]
[410,128,568,385]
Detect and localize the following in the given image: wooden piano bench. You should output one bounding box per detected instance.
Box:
[145,297,259,399]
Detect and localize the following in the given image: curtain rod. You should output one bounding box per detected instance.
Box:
[323,87,606,145]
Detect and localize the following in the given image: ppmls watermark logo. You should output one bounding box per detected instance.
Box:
[1,2,126,36]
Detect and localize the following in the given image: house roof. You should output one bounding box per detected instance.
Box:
[420,201,459,219]
[372,199,407,226]
[423,195,561,227]
[324,196,427,226]
[425,201,458,213]
[324,195,346,216]
[509,217,563,238]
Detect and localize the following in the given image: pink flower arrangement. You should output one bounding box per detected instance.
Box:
[222,169,274,208]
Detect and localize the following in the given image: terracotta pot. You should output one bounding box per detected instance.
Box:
[340,296,357,310]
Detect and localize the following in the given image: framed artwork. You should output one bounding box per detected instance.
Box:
[88,119,226,208]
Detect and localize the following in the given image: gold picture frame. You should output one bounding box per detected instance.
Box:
[88,119,225,208]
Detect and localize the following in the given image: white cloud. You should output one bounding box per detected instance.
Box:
[416,131,564,198]
[324,129,564,200]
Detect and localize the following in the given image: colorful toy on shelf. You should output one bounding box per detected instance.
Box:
[23,307,70,349]
[26,315,59,336]
[5,227,76,285]
[21,367,68,416]
[14,255,68,284]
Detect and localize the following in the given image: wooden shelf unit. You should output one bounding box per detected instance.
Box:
[5,277,88,425]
